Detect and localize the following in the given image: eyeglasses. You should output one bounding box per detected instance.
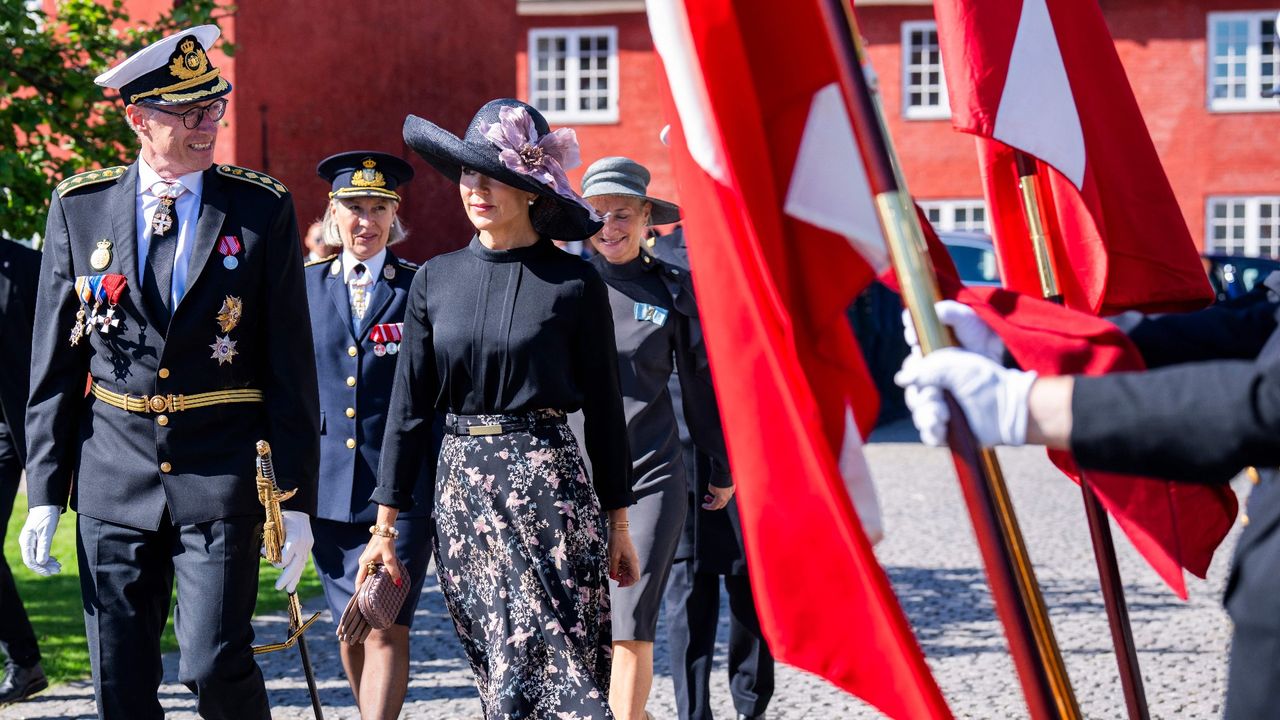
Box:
[145,98,228,129]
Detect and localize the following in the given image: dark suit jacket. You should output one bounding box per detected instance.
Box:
[26,162,320,530]
[0,240,40,465]
[1071,277,1280,629]
[304,249,436,523]
[652,230,748,576]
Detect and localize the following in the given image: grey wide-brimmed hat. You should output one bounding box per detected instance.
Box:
[581,157,681,225]
[402,99,603,241]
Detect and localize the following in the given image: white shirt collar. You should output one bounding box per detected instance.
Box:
[342,247,387,285]
[137,156,204,199]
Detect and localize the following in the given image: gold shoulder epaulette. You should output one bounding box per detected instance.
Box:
[56,166,127,197]
[216,164,288,197]
[304,254,338,268]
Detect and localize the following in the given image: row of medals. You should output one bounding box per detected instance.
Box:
[70,199,241,349]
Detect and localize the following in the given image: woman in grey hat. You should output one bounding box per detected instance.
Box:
[361,100,640,719]
[580,157,736,720]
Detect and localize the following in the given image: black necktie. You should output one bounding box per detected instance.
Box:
[143,182,182,332]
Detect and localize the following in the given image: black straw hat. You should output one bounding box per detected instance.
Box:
[317,151,414,202]
[402,98,603,241]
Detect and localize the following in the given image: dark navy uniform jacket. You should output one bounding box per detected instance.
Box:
[304,250,435,522]
[26,162,320,530]
[0,240,40,465]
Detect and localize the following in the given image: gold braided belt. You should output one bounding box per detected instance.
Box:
[91,382,264,414]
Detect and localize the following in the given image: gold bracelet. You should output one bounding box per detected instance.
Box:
[369,524,399,539]
[610,520,630,531]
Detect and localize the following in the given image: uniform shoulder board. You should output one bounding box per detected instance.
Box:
[216,164,288,197]
[396,258,420,271]
[56,166,127,197]
[304,253,338,268]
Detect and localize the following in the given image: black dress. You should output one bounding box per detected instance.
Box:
[373,236,632,719]
[588,251,732,643]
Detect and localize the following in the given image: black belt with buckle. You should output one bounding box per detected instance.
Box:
[444,411,566,437]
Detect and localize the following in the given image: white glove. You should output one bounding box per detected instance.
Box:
[894,348,1037,448]
[902,300,1005,362]
[273,510,314,594]
[19,506,63,576]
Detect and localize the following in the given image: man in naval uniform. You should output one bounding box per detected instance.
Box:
[19,25,318,720]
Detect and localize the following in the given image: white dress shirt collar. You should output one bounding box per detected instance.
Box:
[342,247,387,285]
[137,157,204,200]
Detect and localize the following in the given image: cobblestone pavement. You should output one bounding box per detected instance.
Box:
[2,431,1244,719]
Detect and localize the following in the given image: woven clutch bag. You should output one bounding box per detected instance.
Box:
[356,564,411,630]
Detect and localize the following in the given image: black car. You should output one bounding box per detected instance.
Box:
[1204,254,1280,302]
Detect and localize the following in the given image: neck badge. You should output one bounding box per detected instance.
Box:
[383,264,396,281]
[70,274,128,346]
[90,239,113,271]
[152,197,175,235]
[370,322,404,357]
[219,235,243,270]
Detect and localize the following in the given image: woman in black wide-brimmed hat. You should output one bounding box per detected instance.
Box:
[359,99,639,719]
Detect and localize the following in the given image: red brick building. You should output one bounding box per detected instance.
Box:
[111,0,1279,260]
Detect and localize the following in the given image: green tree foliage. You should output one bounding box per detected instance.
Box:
[1,0,233,244]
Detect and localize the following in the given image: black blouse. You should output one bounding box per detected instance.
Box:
[371,236,634,511]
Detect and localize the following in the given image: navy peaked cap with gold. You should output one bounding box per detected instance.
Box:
[317,151,414,202]
[95,25,230,106]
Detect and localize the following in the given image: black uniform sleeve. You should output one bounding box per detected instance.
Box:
[263,196,320,515]
[672,303,733,489]
[372,264,439,511]
[25,192,92,509]
[573,269,633,510]
[1112,291,1278,368]
[1070,358,1280,484]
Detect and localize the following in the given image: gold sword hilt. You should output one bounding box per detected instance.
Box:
[255,440,297,565]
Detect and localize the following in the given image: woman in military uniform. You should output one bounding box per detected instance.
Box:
[303,151,436,720]
[578,157,736,720]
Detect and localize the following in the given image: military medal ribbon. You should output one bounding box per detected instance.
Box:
[219,235,243,269]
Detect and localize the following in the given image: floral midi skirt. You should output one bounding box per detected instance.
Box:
[434,410,614,719]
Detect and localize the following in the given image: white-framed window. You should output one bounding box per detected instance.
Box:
[1207,11,1280,112]
[1206,196,1280,256]
[920,199,988,232]
[528,27,619,124]
[901,20,950,120]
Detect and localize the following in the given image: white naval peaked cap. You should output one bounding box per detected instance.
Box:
[94,25,228,106]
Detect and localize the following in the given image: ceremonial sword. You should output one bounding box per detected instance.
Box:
[253,440,325,720]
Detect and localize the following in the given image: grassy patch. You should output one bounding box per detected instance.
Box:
[7,495,321,684]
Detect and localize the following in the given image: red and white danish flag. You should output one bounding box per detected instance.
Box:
[649,0,950,717]
[934,0,1213,315]
[934,0,1234,597]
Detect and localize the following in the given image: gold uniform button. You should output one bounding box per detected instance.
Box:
[160,462,172,473]
[346,438,356,449]
[158,368,170,379]
[346,376,356,387]
[348,346,358,357]
[157,415,169,427]
[345,407,356,418]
